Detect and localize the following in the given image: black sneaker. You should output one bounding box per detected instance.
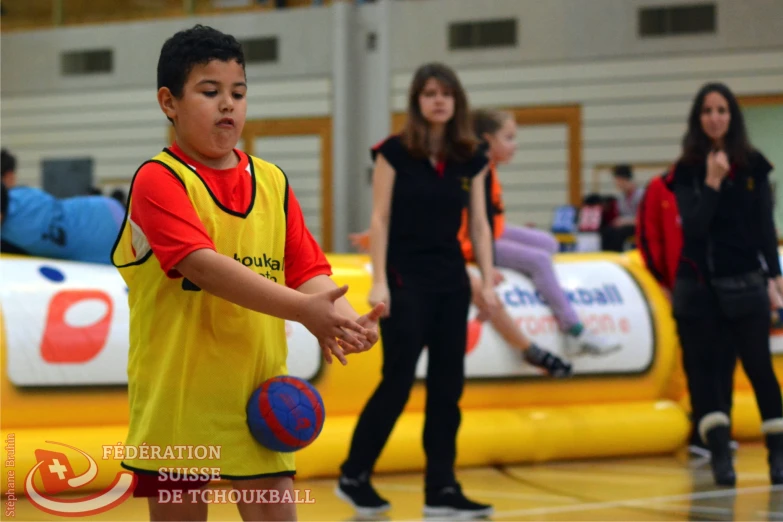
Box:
[335,473,391,516]
[524,344,572,377]
[688,432,740,460]
[688,430,712,460]
[423,484,493,518]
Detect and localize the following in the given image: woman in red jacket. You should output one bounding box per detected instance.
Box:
[636,169,682,298]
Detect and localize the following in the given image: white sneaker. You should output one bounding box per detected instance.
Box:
[565,329,621,357]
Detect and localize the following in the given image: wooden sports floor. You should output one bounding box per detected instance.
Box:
[10,443,783,521]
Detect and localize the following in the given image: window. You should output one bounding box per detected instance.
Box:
[61,49,113,76]
[639,3,716,37]
[240,37,278,64]
[449,18,517,50]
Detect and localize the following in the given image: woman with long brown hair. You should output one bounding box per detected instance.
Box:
[671,81,783,486]
[336,63,497,518]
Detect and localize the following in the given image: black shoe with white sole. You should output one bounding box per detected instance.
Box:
[705,425,736,487]
[523,344,572,378]
[424,484,493,518]
[688,436,740,460]
[335,474,391,516]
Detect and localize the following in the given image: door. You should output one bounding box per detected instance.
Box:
[244,118,333,251]
[392,105,582,229]
[740,94,783,234]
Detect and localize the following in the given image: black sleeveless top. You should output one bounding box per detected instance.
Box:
[372,135,488,290]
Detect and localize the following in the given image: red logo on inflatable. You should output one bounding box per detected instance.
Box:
[466,319,483,355]
[41,290,113,364]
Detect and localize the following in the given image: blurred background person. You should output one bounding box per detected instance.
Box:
[0,150,125,265]
[602,165,644,252]
[636,168,744,460]
[1,148,18,188]
[670,82,783,487]
[350,108,577,377]
[337,63,497,518]
[351,108,621,362]
[463,109,619,359]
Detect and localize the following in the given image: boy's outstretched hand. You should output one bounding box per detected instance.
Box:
[343,303,384,353]
[301,284,368,366]
[296,276,384,366]
[329,303,384,364]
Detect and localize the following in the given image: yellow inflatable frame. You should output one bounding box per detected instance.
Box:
[2,251,782,494]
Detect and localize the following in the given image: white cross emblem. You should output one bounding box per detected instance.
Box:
[48,459,68,480]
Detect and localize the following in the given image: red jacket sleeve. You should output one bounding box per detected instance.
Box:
[284,185,332,288]
[637,177,669,288]
[130,163,216,278]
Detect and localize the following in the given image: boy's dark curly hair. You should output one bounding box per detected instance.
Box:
[157,24,245,99]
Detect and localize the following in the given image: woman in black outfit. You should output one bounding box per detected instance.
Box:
[671,82,783,487]
[336,63,498,518]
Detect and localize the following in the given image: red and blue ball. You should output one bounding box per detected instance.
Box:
[246,376,325,452]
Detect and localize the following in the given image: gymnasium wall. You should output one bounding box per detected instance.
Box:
[389,49,783,228]
[1,0,782,238]
[0,7,334,242]
[745,106,783,232]
[387,0,783,228]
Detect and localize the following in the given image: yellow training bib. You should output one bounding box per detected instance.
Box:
[111,148,294,478]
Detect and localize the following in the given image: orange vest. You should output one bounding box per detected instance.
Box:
[459,163,505,262]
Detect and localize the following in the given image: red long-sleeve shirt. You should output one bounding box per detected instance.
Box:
[130,142,331,288]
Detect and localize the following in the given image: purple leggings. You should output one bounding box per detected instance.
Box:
[494,224,580,331]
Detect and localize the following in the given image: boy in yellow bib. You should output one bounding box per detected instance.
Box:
[111,24,382,521]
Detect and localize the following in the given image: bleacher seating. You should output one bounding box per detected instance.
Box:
[0,0,341,30]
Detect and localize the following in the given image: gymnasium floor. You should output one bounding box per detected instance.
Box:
[10,444,783,521]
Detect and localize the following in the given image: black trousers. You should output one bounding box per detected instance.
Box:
[340,284,471,489]
[676,311,783,431]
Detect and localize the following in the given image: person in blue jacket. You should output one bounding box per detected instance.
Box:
[1,180,124,265]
